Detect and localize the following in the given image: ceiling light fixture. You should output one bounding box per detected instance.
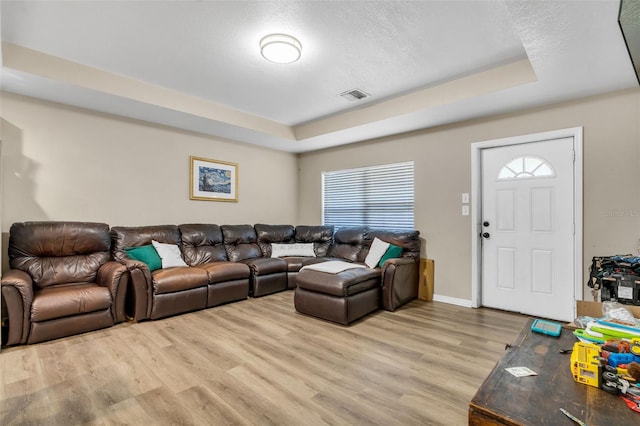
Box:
[260,33,301,64]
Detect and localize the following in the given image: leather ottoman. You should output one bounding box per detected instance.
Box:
[294,266,381,325]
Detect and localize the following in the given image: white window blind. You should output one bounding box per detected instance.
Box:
[322,161,414,230]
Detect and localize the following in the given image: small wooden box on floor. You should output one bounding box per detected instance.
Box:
[418,258,434,301]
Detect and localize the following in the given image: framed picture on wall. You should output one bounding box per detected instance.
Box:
[190,156,238,202]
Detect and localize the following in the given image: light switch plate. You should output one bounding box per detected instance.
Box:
[462,193,470,204]
[462,205,470,216]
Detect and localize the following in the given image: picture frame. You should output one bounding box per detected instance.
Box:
[190,156,238,202]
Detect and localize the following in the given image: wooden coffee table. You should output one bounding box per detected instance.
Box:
[469,318,637,425]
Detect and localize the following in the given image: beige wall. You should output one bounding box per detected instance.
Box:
[2,89,640,304]
[298,88,640,303]
[0,92,298,231]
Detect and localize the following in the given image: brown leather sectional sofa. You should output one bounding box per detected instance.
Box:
[1,221,421,345]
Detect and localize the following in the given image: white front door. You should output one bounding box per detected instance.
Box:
[481,137,575,321]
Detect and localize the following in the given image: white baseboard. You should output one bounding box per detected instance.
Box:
[432,294,474,308]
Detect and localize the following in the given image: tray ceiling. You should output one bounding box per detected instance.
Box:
[1,0,637,153]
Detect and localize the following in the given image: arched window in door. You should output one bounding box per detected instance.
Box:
[497,156,555,181]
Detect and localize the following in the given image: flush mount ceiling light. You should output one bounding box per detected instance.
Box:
[260,33,301,64]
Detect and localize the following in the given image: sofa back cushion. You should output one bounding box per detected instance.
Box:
[295,225,334,257]
[327,226,368,262]
[111,225,181,263]
[179,224,228,265]
[9,221,111,288]
[221,225,262,262]
[254,224,295,257]
[365,229,421,261]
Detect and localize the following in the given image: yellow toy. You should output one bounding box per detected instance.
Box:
[571,341,602,387]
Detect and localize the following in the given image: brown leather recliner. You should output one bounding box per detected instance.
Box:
[1,222,129,345]
[179,224,250,308]
[221,225,288,297]
[110,225,210,321]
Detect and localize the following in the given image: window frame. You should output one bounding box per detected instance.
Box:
[321,161,415,230]
[497,155,555,181]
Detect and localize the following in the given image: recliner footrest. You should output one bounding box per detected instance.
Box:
[294,267,381,324]
[296,267,380,296]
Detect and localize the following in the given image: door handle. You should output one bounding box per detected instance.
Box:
[482,232,490,239]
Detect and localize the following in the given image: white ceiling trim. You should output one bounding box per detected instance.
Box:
[3,42,537,150]
[2,42,295,141]
[295,58,537,141]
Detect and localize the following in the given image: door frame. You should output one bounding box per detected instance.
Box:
[470,127,583,316]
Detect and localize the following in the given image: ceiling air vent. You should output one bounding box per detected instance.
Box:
[339,88,370,102]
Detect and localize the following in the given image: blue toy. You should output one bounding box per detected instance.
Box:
[607,352,640,368]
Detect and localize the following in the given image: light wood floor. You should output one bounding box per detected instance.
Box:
[1,291,529,426]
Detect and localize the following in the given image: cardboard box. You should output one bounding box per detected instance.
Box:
[418,258,434,301]
[576,300,640,318]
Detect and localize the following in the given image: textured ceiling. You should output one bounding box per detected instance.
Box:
[1,0,638,153]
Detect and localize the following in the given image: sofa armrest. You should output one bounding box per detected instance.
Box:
[381,258,419,311]
[1,269,34,345]
[116,258,152,321]
[118,257,150,274]
[96,261,129,323]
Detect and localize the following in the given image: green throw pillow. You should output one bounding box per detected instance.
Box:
[125,245,162,271]
[378,244,403,267]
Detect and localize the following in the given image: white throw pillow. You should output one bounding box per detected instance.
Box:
[271,243,316,258]
[151,240,188,268]
[364,237,390,268]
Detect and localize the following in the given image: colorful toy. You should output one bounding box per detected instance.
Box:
[630,338,640,356]
[627,362,640,381]
[571,318,640,413]
[607,352,640,368]
[570,341,602,387]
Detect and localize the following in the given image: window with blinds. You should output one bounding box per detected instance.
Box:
[322,161,414,230]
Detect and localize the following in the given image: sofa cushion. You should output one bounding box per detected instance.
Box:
[255,224,295,256]
[364,237,390,268]
[295,225,334,257]
[283,256,304,272]
[243,257,288,275]
[125,245,162,271]
[327,226,368,262]
[9,222,111,288]
[111,225,181,263]
[152,240,188,268]
[31,283,112,322]
[366,229,421,260]
[280,256,328,272]
[195,261,251,284]
[152,267,208,294]
[302,257,330,267]
[179,224,228,265]
[222,225,262,262]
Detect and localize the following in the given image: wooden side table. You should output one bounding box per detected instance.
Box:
[418,258,434,301]
[469,318,637,425]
